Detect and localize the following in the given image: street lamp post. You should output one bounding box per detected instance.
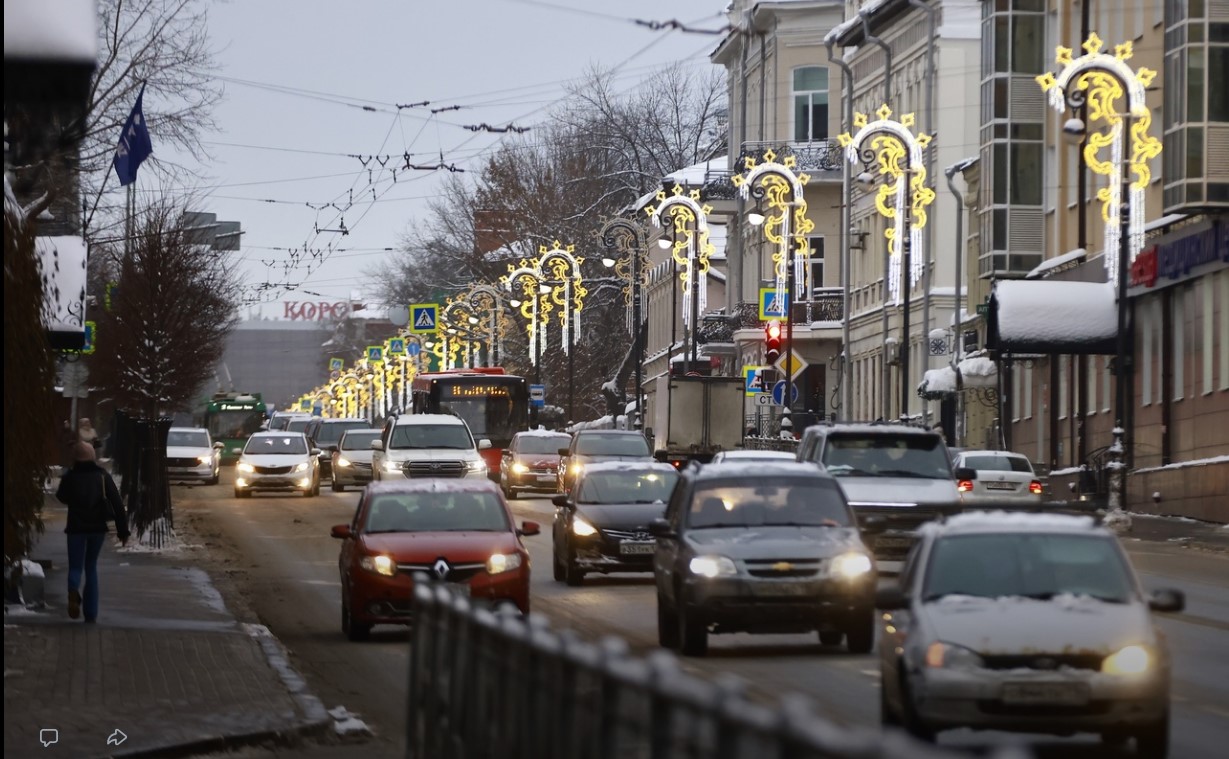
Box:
[1037,35,1161,511]
[839,106,935,420]
[600,217,649,430]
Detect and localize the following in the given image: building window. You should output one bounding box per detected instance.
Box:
[1086,357,1097,415]
[1058,355,1068,419]
[792,67,829,142]
[808,236,825,292]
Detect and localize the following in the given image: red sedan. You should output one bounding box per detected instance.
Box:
[330,479,539,641]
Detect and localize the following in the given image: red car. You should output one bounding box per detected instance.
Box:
[330,479,539,641]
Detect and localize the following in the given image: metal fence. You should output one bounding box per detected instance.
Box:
[406,582,1022,759]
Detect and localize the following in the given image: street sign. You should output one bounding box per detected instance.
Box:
[753,392,773,407]
[758,288,789,320]
[529,383,546,408]
[81,321,96,355]
[387,337,406,355]
[387,305,410,327]
[772,348,808,382]
[366,345,383,363]
[299,399,312,411]
[410,303,439,334]
[407,341,422,357]
[60,361,88,399]
[329,357,344,372]
[771,380,799,407]
[743,365,770,396]
[976,303,990,316]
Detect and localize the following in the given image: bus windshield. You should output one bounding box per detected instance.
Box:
[207,409,263,440]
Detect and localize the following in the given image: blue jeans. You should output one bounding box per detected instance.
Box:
[66,533,107,621]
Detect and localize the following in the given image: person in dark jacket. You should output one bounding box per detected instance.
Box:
[55,442,130,623]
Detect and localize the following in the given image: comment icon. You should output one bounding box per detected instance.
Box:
[39,728,59,747]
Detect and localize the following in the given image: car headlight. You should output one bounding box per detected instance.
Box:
[511,462,529,474]
[689,555,737,578]
[359,554,396,577]
[467,459,487,472]
[572,517,598,537]
[831,552,873,579]
[486,552,523,575]
[295,462,310,472]
[197,455,212,465]
[925,641,984,669]
[1102,644,1153,675]
[237,462,255,473]
[384,460,402,473]
[569,462,583,475]
[336,457,352,468]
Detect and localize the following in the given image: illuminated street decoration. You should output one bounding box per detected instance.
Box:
[732,152,813,306]
[501,263,549,366]
[1036,35,1161,287]
[537,242,586,354]
[647,185,715,326]
[838,105,935,306]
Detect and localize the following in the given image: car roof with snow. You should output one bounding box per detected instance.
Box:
[922,511,1101,537]
[392,413,467,426]
[956,449,1029,460]
[691,461,835,482]
[169,426,209,432]
[805,422,939,437]
[579,461,678,475]
[249,430,308,440]
[513,429,570,438]
[364,478,500,496]
[713,450,796,460]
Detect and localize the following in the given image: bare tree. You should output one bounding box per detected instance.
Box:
[89,196,239,417]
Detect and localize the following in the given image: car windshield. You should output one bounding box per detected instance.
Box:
[268,416,290,431]
[686,479,852,529]
[341,431,381,451]
[363,491,509,533]
[167,430,209,447]
[575,435,650,456]
[923,534,1135,603]
[314,421,369,445]
[820,435,951,479]
[962,455,1034,474]
[516,435,570,455]
[286,419,311,433]
[389,424,473,450]
[578,470,678,504]
[244,436,307,455]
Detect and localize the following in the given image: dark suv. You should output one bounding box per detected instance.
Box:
[556,429,652,492]
[649,462,877,657]
[305,418,371,479]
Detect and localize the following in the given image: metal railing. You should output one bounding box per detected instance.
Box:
[735,290,844,330]
[407,581,1009,759]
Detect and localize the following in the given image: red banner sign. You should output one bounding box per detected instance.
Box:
[283,301,351,321]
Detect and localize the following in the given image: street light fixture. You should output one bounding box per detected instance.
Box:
[1037,34,1162,512]
[647,184,715,373]
[599,216,650,430]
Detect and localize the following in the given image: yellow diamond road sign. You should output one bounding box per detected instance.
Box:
[773,349,808,382]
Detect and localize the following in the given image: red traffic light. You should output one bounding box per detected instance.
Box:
[765,320,782,363]
[766,320,781,340]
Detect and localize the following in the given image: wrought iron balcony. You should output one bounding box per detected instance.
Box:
[738,140,843,174]
[735,288,844,330]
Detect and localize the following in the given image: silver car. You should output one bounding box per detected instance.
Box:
[876,512,1183,756]
[165,427,222,484]
[331,429,380,491]
[954,450,1044,507]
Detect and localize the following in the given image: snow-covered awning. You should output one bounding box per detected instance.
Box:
[35,235,88,350]
[987,280,1117,355]
[916,354,999,399]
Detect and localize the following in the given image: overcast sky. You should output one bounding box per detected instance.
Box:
[141,0,726,319]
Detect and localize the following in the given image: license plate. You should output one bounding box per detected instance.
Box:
[986,482,1016,490]
[537,475,555,483]
[619,542,655,555]
[1001,682,1089,705]
[446,582,470,598]
[874,536,914,548]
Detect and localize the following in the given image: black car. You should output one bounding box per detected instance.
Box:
[557,429,653,492]
[650,462,878,657]
[551,462,680,586]
[306,418,371,479]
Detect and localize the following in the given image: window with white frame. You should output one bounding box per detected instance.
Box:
[808,236,825,293]
[1086,356,1097,415]
[1058,355,1069,419]
[792,66,829,142]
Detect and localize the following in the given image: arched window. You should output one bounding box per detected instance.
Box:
[792,66,829,142]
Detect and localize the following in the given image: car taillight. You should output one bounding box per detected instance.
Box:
[957,480,974,493]
[1029,480,1043,495]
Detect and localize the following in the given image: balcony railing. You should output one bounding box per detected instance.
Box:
[735,288,844,329]
[738,139,843,174]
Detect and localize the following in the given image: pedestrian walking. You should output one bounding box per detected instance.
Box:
[55,441,130,623]
[78,417,100,451]
[60,420,77,473]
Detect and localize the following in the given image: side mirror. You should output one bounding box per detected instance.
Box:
[875,585,909,611]
[518,520,541,537]
[310,448,322,457]
[647,518,676,539]
[478,439,492,450]
[213,442,224,449]
[370,440,384,451]
[953,467,977,481]
[1148,588,1185,613]
[860,515,887,534]
[557,448,570,457]
[330,524,352,540]
[551,494,570,508]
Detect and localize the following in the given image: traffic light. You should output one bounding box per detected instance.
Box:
[765,320,782,364]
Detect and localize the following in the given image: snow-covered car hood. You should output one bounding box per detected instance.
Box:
[921,594,1157,656]
[384,448,482,462]
[685,526,866,561]
[240,453,312,468]
[167,445,212,461]
[837,477,960,507]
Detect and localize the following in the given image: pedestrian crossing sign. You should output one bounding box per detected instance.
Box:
[329,357,343,372]
[758,288,789,320]
[82,321,97,355]
[743,365,770,396]
[387,337,406,355]
[367,345,383,363]
[410,303,439,334]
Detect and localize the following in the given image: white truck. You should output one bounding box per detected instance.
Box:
[650,375,746,466]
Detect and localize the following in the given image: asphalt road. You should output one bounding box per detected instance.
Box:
[177,473,1229,759]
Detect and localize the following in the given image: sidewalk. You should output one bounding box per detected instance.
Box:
[3,500,329,759]
[1122,512,1229,553]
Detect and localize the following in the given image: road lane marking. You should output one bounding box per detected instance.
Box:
[299,579,341,587]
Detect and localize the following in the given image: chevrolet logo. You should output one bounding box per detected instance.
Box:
[772,562,794,572]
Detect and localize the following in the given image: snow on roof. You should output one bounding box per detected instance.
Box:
[696,461,825,479]
[823,0,890,45]
[515,427,570,438]
[918,367,957,396]
[1027,248,1087,279]
[926,511,1098,535]
[5,0,97,61]
[1143,213,1188,233]
[349,306,389,320]
[665,156,728,186]
[991,279,1117,355]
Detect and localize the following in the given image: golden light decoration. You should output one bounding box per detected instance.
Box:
[837,104,935,306]
[1036,35,1161,286]
[732,152,813,308]
[537,242,586,355]
[501,262,550,365]
[646,185,716,327]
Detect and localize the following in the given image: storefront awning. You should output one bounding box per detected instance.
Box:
[987,279,1118,356]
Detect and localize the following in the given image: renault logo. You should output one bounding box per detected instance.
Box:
[432,559,450,580]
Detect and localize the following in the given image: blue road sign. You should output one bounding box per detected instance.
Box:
[367,345,383,363]
[771,380,799,407]
[529,383,546,409]
[388,337,406,355]
[743,365,769,396]
[758,288,789,320]
[82,321,97,355]
[329,357,343,372]
[407,341,422,357]
[410,303,439,334]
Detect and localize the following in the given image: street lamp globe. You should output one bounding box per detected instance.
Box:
[508,298,522,308]
[747,211,766,227]
[1062,116,1087,144]
[601,257,616,268]
[855,171,876,186]
[656,237,671,250]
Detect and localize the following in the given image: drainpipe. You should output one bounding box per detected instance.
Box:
[908,0,938,426]
[827,37,856,420]
[736,10,751,315]
[945,159,974,446]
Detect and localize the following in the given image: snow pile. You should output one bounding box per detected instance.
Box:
[328,705,372,738]
[1100,509,1133,534]
[20,560,44,580]
[959,355,997,386]
[932,511,1096,533]
[1133,454,1229,474]
[1026,248,1086,278]
[116,519,183,553]
[567,416,615,433]
[917,367,956,397]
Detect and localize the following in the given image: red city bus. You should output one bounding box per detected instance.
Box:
[409,369,530,478]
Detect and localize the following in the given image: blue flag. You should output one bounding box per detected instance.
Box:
[112,84,153,186]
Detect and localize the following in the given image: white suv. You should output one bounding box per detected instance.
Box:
[371,413,490,481]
